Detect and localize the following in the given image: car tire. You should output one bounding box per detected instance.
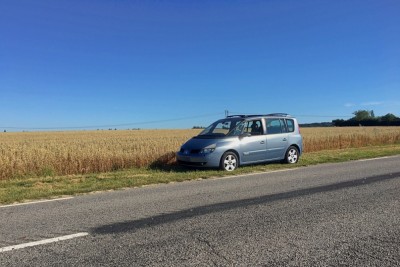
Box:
[285,146,299,164]
[220,152,239,171]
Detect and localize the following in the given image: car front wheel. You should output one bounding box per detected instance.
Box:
[285,146,299,164]
[220,152,238,171]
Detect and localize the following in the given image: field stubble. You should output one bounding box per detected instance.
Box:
[1,127,400,180]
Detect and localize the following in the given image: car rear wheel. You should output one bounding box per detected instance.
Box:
[285,146,299,164]
[220,152,238,171]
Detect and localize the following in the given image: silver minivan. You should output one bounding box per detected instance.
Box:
[176,114,303,171]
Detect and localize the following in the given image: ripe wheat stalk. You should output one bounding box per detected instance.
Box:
[1,127,399,180]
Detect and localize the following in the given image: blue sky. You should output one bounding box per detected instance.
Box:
[1,0,399,130]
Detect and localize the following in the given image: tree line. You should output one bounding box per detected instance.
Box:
[333,110,400,126]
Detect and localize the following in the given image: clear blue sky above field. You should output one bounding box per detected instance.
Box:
[1,0,399,130]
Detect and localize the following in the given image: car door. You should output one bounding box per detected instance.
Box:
[239,120,267,163]
[265,118,288,160]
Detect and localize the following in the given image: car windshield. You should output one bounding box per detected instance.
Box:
[226,120,246,136]
[198,118,242,138]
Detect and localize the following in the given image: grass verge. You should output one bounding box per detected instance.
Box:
[1,144,400,204]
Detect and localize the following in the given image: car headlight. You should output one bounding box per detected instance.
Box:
[200,145,216,154]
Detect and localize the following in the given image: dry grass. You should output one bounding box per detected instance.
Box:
[0,130,199,180]
[301,127,400,152]
[1,127,400,180]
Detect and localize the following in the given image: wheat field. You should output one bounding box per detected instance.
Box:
[1,127,400,180]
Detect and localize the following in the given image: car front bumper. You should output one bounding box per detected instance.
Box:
[176,151,221,168]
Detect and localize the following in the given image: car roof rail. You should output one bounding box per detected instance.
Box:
[226,114,247,118]
[226,113,292,118]
[226,114,265,118]
[265,113,291,117]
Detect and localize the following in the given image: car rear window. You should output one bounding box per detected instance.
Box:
[286,119,295,132]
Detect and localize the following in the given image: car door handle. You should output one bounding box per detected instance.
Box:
[282,138,287,141]
[260,141,265,144]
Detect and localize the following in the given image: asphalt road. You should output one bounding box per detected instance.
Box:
[1,156,399,266]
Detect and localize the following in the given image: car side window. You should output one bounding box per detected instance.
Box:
[286,119,295,132]
[266,119,283,134]
[244,120,263,135]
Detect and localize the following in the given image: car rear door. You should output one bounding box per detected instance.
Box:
[265,118,288,160]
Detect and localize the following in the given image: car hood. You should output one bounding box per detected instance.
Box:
[181,138,217,150]
[182,136,236,150]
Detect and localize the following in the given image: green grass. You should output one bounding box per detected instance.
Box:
[1,144,400,204]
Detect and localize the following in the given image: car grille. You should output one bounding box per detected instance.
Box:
[180,148,201,154]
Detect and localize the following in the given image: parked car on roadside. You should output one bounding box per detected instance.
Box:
[176,113,303,171]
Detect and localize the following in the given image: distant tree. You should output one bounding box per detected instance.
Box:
[332,119,347,127]
[300,122,333,127]
[333,111,399,126]
[352,110,375,121]
[381,113,398,122]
